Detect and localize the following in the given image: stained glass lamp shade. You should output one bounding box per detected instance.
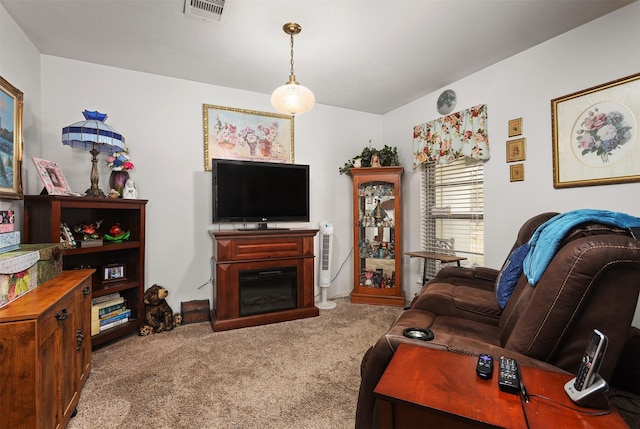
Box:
[62,110,125,197]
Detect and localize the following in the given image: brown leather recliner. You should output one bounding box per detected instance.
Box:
[355,212,640,429]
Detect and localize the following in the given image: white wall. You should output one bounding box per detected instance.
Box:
[383,2,640,325]
[0,5,41,228]
[37,56,381,312]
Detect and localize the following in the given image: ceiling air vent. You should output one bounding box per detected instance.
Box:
[184,0,228,23]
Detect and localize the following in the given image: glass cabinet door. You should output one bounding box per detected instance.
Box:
[357,181,397,289]
[350,166,404,307]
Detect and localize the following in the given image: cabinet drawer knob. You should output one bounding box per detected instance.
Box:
[55,307,69,321]
[82,286,91,296]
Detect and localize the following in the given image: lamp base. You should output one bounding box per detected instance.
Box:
[85,187,106,198]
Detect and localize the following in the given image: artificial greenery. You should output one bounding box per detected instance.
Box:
[338,144,400,175]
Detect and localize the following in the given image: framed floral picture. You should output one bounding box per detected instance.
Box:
[551,73,640,188]
[202,104,294,171]
[32,157,73,195]
[506,138,526,162]
[0,76,24,199]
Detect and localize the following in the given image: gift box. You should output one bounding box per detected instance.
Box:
[0,250,40,308]
[18,244,63,286]
[0,231,20,254]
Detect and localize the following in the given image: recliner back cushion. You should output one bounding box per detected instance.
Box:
[499,232,640,371]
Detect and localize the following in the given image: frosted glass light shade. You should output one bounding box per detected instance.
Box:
[271,78,315,115]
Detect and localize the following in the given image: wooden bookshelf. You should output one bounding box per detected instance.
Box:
[23,195,147,346]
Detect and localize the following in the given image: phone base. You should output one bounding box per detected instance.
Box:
[564,374,609,409]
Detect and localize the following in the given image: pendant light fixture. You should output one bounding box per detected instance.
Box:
[271,22,315,115]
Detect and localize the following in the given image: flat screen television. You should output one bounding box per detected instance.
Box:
[212,158,310,228]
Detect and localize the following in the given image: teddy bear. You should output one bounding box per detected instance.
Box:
[139,284,182,336]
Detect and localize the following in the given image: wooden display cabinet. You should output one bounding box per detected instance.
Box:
[23,195,147,346]
[350,166,404,306]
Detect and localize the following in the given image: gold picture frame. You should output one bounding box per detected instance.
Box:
[506,138,526,162]
[551,72,640,188]
[203,104,294,171]
[510,164,524,182]
[0,76,24,199]
[508,118,522,137]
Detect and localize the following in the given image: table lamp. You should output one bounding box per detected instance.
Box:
[62,110,126,197]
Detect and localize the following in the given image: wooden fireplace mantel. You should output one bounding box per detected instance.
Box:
[209,229,320,331]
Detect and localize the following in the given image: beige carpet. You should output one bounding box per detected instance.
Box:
[68,299,402,429]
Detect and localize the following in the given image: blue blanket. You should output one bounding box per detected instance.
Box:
[522,209,640,286]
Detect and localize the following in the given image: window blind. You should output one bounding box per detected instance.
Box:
[419,158,484,281]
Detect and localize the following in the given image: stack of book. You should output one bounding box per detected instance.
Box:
[91,292,130,335]
[0,210,19,254]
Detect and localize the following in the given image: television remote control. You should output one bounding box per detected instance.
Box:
[476,354,493,379]
[498,356,521,394]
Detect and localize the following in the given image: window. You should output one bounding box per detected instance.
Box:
[420,158,484,280]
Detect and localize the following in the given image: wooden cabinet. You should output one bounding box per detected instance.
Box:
[210,229,319,331]
[0,270,94,429]
[23,195,147,346]
[350,167,404,306]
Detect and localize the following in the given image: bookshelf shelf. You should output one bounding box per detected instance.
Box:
[23,195,147,347]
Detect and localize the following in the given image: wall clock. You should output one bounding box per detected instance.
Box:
[437,89,457,115]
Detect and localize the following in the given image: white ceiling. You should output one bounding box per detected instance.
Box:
[1,0,634,114]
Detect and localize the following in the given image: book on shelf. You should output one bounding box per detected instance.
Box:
[99,317,129,333]
[92,308,131,335]
[92,292,121,305]
[99,309,131,326]
[91,297,126,329]
[97,302,127,318]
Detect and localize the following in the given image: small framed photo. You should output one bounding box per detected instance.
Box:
[102,263,127,283]
[508,118,522,137]
[510,164,525,182]
[32,157,73,195]
[506,138,526,162]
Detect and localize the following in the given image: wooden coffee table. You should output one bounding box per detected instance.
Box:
[374,343,628,429]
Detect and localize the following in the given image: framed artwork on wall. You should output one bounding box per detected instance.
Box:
[510,164,524,182]
[552,72,640,188]
[506,138,526,162]
[32,157,73,195]
[508,118,522,137]
[0,76,24,199]
[202,104,294,171]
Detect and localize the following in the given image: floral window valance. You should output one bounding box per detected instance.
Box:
[413,104,490,168]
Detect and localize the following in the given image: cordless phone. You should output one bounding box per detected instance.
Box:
[574,329,608,391]
[564,329,609,408]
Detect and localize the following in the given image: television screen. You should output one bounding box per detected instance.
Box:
[212,158,310,227]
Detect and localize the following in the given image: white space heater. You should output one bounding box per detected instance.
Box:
[317,221,337,309]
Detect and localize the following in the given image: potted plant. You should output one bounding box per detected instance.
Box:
[339,143,400,175]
